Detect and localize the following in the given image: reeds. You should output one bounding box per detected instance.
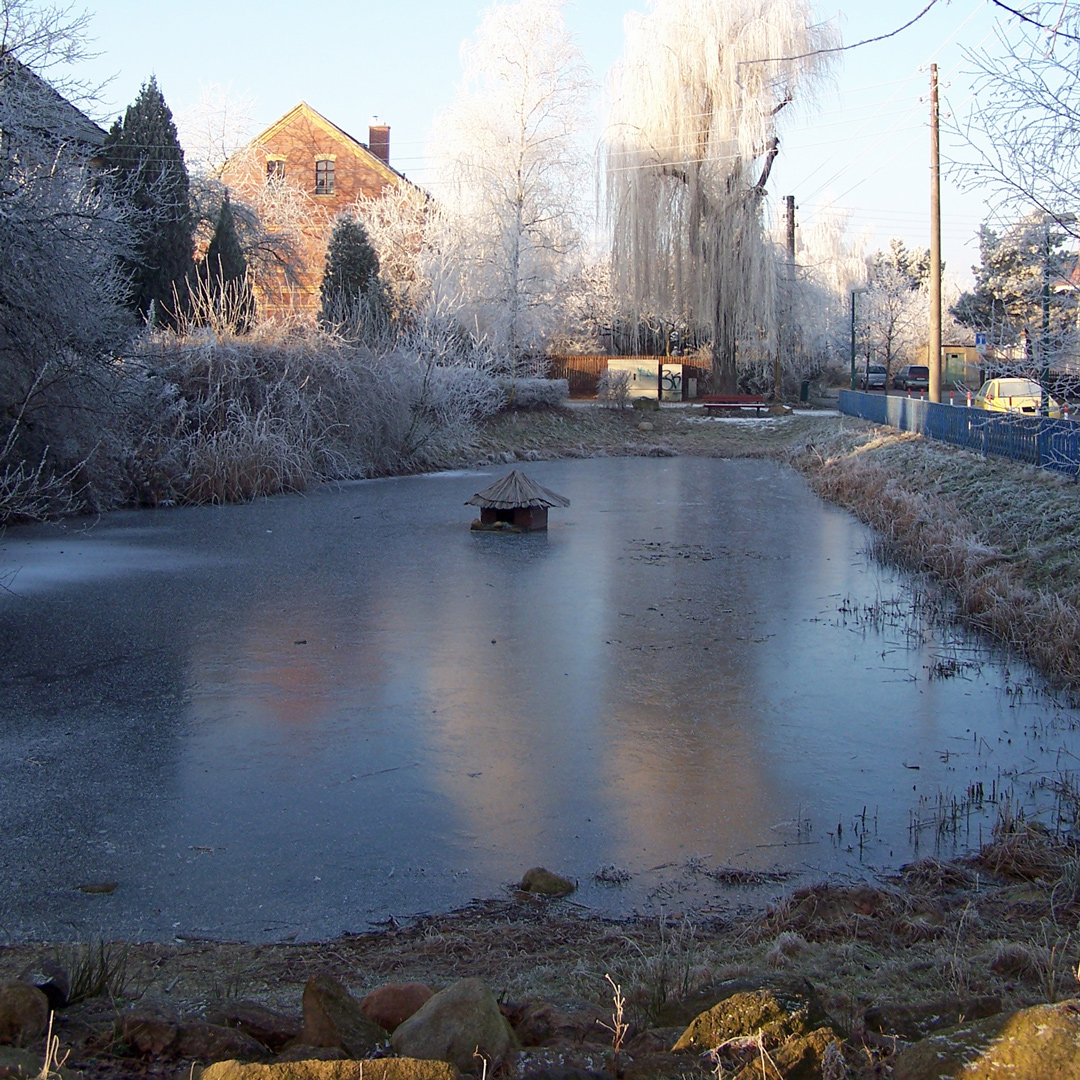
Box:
[791,426,1080,690]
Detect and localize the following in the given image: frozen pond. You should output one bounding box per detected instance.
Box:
[1,456,1078,942]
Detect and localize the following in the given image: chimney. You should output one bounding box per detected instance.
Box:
[368,118,390,165]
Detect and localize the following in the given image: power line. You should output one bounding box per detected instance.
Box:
[739,0,945,65]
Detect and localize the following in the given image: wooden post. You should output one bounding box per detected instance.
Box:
[928,64,942,404]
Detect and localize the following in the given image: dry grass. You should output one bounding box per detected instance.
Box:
[4,837,1080,1078]
[786,421,1080,689]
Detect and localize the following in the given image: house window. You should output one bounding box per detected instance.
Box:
[315,158,335,195]
[266,159,285,184]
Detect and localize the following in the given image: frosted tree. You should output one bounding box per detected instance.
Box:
[606,0,836,390]
[951,3,1080,240]
[430,0,595,370]
[176,82,257,178]
[786,205,868,376]
[864,241,931,377]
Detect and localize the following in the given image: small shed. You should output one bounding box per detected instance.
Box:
[466,470,570,532]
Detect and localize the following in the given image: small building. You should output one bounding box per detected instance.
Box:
[466,471,570,532]
[916,343,984,389]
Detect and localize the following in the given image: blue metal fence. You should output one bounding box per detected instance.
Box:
[837,390,1080,477]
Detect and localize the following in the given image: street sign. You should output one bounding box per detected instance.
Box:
[975,332,988,354]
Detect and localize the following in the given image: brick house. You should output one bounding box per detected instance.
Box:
[221,101,408,320]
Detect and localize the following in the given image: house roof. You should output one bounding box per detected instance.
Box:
[466,471,571,510]
[246,101,407,185]
[0,56,106,149]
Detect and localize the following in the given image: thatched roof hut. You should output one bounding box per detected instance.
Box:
[466,470,570,531]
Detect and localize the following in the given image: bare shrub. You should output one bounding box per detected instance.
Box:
[125,327,500,505]
[498,377,569,410]
[597,368,633,409]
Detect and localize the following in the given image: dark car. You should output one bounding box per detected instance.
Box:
[862,363,887,390]
[892,364,930,391]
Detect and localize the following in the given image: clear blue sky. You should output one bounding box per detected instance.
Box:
[71,1,1009,286]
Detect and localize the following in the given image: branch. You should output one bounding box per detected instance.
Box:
[986,0,1080,43]
[740,0,943,65]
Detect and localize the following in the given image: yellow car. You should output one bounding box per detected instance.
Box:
[972,377,1062,419]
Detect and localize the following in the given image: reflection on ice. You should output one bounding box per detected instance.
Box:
[0,457,1077,942]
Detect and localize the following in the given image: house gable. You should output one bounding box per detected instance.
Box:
[220,101,410,320]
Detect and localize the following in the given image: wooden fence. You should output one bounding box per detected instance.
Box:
[546,355,711,398]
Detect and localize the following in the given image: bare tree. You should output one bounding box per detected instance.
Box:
[0,0,136,516]
[606,0,836,391]
[950,2,1080,239]
[430,0,595,370]
[175,81,257,179]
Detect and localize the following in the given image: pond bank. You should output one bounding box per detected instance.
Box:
[1,827,1078,1079]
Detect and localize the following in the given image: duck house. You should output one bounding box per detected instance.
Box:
[466,470,570,532]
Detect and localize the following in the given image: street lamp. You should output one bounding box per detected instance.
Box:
[850,288,868,391]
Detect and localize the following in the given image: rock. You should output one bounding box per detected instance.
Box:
[17,962,70,1011]
[174,1021,271,1062]
[519,1070,615,1080]
[391,977,515,1072]
[742,1026,838,1080]
[623,1028,684,1057]
[637,422,654,432]
[0,982,50,1046]
[0,1045,79,1079]
[863,997,1003,1042]
[274,1044,348,1063]
[672,987,839,1075]
[202,1058,461,1080]
[360,982,435,1032]
[891,999,1080,1079]
[300,974,387,1058]
[206,1002,302,1052]
[117,1006,181,1056]
[662,976,831,1037]
[507,1002,608,1048]
[519,868,575,897]
[622,1053,692,1080]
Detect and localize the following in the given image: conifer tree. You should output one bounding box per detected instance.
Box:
[104,76,195,325]
[201,193,254,330]
[319,214,386,331]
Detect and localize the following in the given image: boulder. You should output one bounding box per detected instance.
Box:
[274,1045,348,1064]
[301,974,387,1058]
[671,987,827,1052]
[863,997,1003,1042]
[519,868,575,897]
[0,982,49,1046]
[360,982,435,1032]
[507,1001,608,1048]
[202,1058,461,1080]
[174,1021,271,1062]
[116,1005,180,1056]
[207,1002,302,1053]
[391,977,516,1071]
[17,962,70,1011]
[656,975,829,1031]
[891,999,1080,1079]
[0,1045,78,1079]
[518,1070,615,1080]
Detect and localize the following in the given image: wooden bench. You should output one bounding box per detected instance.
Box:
[701,394,769,415]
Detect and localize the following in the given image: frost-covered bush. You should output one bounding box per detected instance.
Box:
[498,378,569,410]
[122,329,502,505]
[597,369,633,409]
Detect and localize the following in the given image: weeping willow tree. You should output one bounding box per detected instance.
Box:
[606,0,837,390]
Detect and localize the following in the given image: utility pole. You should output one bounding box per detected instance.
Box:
[776,195,796,401]
[1041,219,1051,415]
[928,63,942,403]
